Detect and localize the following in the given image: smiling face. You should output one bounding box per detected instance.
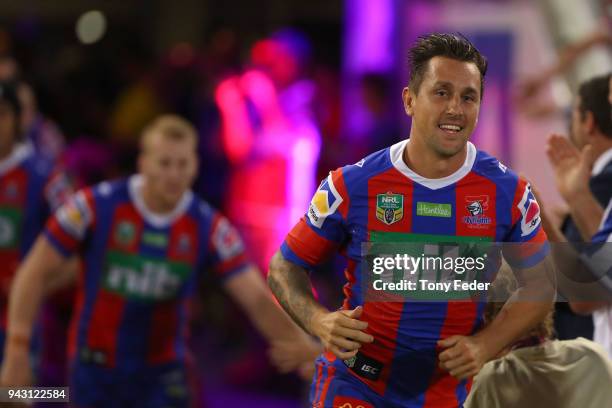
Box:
[403,56,482,158]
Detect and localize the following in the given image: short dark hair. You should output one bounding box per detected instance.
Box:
[408,33,488,98]
[578,73,612,138]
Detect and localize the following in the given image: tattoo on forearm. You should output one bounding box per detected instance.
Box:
[268,253,321,335]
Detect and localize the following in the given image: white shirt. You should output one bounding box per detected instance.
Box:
[593,307,612,359]
[592,147,612,176]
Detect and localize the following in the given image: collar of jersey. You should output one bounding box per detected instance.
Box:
[389,138,477,190]
[128,174,193,228]
[592,147,612,177]
[0,143,33,176]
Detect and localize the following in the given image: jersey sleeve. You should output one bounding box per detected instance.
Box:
[43,188,95,257]
[206,213,251,280]
[281,168,349,269]
[43,167,74,212]
[502,178,549,268]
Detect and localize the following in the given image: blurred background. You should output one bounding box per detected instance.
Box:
[0,0,610,407]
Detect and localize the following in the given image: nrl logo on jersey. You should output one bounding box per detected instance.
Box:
[463,195,492,228]
[376,192,403,225]
[308,174,343,228]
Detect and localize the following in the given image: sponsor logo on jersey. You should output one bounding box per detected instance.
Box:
[177,233,191,253]
[142,231,168,248]
[45,173,72,211]
[463,195,491,228]
[307,175,343,228]
[103,251,190,300]
[518,183,541,237]
[57,191,92,239]
[354,158,365,167]
[416,201,451,218]
[115,221,136,246]
[0,210,19,248]
[377,193,404,225]
[212,217,244,261]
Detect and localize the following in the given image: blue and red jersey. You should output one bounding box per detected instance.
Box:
[281,140,548,407]
[44,175,250,371]
[0,144,70,330]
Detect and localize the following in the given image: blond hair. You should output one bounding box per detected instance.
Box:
[485,262,555,339]
[139,114,198,152]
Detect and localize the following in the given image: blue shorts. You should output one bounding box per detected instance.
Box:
[310,357,389,408]
[70,361,189,408]
[309,356,467,408]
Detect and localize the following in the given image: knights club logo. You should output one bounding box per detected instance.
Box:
[376,192,404,225]
[463,195,492,227]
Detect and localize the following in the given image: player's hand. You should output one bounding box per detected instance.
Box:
[437,335,492,380]
[546,134,594,203]
[268,334,322,374]
[0,347,33,387]
[311,306,374,360]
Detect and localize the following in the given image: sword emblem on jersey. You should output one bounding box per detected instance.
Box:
[376,192,403,225]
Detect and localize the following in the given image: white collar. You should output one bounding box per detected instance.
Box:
[128,174,193,228]
[592,147,612,177]
[389,138,477,190]
[0,143,32,176]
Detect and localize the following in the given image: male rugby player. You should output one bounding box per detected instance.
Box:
[269,33,554,407]
[0,115,316,407]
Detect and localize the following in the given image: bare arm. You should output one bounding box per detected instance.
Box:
[267,252,327,335]
[6,236,68,342]
[268,251,373,360]
[570,301,609,315]
[519,31,611,97]
[439,254,555,379]
[567,194,604,242]
[1,235,70,386]
[477,255,555,350]
[539,211,611,314]
[223,264,310,343]
[223,264,322,373]
[45,257,78,295]
[546,135,603,240]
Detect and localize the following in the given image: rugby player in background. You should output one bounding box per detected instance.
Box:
[269,33,555,407]
[0,80,72,361]
[0,114,318,407]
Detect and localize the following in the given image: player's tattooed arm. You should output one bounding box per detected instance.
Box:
[268,251,373,360]
[267,251,323,334]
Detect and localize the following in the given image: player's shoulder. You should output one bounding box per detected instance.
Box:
[189,195,235,229]
[85,177,129,203]
[191,196,218,221]
[20,145,54,179]
[332,144,395,190]
[472,149,522,199]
